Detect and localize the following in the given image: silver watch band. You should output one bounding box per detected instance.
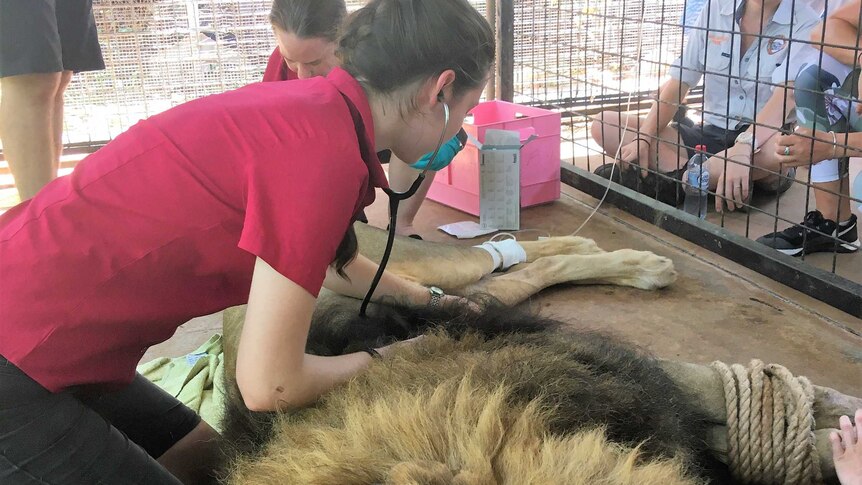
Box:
[428,287,444,307]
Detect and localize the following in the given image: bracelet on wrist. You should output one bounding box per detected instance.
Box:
[633,137,652,150]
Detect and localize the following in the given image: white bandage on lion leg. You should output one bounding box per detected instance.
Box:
[474,240,527,271]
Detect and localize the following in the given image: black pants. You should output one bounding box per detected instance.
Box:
[0,354,200,484]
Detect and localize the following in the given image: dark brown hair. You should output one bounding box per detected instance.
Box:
[338,0,495,101]
[331,224,358,278]
[270,0,347,41]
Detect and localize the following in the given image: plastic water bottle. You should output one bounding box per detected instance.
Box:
[683,144,710,219]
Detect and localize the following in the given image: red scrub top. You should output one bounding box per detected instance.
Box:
[0,67,388,393]
[263,47,297,82]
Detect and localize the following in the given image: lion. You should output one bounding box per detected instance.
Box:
[217,223,859,484]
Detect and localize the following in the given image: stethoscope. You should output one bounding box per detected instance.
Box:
[358,97,450,317]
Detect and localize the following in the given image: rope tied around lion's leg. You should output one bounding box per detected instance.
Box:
[748,359,765,483]
[710,360,823,484]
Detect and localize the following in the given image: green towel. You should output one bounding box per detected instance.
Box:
[137,334,226,433]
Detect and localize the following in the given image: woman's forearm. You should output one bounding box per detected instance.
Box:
[323,253,430,305]
[834,131,862,157]
[817,1,862,66]
[243,351,376,411]
[278,353,373,410]
[238,258,379,411]
[749,85,795,148]
[820,19,862,66]
[644,78,690,139]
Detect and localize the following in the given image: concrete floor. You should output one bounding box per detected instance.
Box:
[143,183,862,399]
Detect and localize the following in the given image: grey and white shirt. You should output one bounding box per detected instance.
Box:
[671,0,821,129]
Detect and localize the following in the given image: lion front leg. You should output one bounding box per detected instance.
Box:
[519,236,605,261]
[461,250,677,306]
[355,223,615,292]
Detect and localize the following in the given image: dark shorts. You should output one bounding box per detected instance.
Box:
[606,119,749,206]
[0,353,199,484]
[674,119,750,162]
[0,0,105,78]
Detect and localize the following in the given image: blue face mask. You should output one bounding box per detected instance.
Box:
[409,128,468,171]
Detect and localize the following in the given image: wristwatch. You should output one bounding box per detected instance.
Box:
[428,286,445,307]
[735,131,759,152]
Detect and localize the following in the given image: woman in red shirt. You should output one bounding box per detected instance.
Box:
[264,0,465,239]
[0,0,494,483]
[263,0,343,81]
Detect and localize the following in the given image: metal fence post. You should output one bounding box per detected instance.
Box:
[496,0,514,102]
[485,0,497,100]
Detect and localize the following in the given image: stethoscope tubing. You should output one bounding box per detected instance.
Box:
[359,101,451,316]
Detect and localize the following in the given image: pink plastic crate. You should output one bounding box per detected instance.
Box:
[427,100,561,216]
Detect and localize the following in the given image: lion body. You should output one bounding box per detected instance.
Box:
[222,305,723,484]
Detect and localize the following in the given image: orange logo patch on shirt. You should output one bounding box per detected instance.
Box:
[708,34,729,45]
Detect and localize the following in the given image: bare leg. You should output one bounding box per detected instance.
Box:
[53,71,73,175]
[157,420,224,484]
[387,155,437,237]
[0,73,63,200]
[590,111,690,173]
[812,177,853,223]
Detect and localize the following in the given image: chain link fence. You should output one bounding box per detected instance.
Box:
[509,0,860,314]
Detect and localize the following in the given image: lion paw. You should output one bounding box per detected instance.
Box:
[613,249,677,290]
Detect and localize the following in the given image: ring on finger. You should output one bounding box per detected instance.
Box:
[783,146,791,156]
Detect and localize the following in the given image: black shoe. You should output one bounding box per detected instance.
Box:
[593,162,685,207]
[756,211,860,256]
[593,162,622,184]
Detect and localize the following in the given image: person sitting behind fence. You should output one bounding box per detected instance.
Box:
[757,0,861,256]
[261,0,466,239]
[590,0,820,212]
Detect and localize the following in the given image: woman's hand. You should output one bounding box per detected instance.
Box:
[831,409,862,485]
[619,138,652,178]
[374,335,426,358]
[437,294,481,312]
[775,128,837,167]
[715,146,752,212]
